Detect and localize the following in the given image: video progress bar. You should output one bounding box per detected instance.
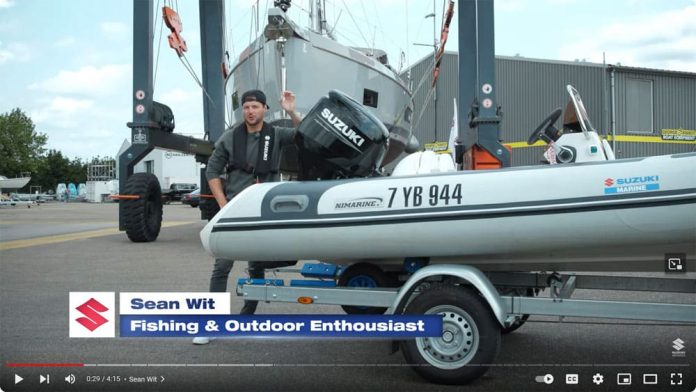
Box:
[6,363,692,368]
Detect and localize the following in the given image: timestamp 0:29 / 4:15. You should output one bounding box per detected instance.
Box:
[85,375,163,383]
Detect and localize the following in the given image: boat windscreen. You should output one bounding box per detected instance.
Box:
[566,85,598,135]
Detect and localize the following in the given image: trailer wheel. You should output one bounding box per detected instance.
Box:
[337,263,390,315]
[401,285,501,385]
[123,173,163,242]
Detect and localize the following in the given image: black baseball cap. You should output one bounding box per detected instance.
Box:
[241,89,269,108]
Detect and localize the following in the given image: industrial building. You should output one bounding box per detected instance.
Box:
[404,52,696,166]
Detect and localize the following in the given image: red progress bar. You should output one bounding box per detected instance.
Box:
[6,363,84,367]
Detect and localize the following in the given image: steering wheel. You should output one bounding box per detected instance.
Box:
[527,108,562,145]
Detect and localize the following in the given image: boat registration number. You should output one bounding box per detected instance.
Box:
[387,184,462,208]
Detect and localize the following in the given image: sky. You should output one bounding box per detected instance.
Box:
[1,0,694,161]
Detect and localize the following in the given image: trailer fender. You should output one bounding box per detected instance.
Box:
[389,264,508,327]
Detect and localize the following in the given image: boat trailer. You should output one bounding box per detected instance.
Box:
[237,262,696,384]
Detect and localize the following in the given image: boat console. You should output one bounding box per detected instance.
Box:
[529,85,616,164]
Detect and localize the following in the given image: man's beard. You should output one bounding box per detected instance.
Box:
[245,117,262,128]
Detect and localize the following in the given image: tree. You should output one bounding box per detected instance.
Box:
[31,150,72,192]
[66,157,87,184]
[0,108,47,177]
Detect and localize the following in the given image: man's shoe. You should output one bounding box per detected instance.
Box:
[192,337,213,345]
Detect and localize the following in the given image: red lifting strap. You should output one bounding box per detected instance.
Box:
[432,1,455,87]
[163,6,188,57]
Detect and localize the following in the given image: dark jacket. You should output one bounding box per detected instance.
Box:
[205,124,296,199]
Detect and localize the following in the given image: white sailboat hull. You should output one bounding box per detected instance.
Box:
[229,12,414,164]
[0,176,30,192]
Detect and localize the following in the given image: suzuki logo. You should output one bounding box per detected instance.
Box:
[75,298,109,331]
[604,178,614,187]
[673,338,685,351]
[320,107,366,147]
[69,292,115,337]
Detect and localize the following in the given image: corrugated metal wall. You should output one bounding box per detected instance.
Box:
[613,68,696,133]
[403,53,696,166]
[406,53,460,144]
[612,68,696,158]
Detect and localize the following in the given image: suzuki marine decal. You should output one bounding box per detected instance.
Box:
[334,197,384,210]
[604,175,660,194]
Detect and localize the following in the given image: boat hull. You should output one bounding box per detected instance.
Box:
[229,30,414,164]
[0,177,30,192]
[201,153,696,271]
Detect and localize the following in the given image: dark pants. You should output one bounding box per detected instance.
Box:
[209,259,296,314]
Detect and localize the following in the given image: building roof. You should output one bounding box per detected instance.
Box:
[404,50,696,78]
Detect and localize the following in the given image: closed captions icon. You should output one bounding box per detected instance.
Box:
[565,374,579,384]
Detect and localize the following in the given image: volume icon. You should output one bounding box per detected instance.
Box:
[65,374,76,384]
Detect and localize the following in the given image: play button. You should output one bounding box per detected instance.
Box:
[15,374,24,384]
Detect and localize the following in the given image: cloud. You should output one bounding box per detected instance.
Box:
[495,0,525,12]
[155,88,204,135]
[0,20,19,37]
[53,36,77,48]
[0,0,14,9]
[42,128,126,160]
[101,22,129,37]
[48,97,94,113]
[0,42,31,64]
[559,2,696,72]
[29,64,131,96]
[31,97,95,128]
[30,95,131,160]
[0,49,11,63]
[158,88,198,104]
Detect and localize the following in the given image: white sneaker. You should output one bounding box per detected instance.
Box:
[192,337,214,345]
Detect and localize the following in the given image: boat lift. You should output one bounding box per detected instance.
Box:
[118,0,225,242]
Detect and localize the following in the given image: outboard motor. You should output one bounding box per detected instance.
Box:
[294,90,389,180]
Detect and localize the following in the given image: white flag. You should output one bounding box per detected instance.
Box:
[448,98,458,161]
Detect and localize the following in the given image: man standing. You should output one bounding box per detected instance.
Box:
[193,89,301,345]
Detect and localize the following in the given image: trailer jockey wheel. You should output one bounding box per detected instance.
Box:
[400,285,501,385]
[123,173,163,242]
[337,263,390,315]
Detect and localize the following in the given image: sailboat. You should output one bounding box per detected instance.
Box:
[225,0,417,167]
[0,174,31,193]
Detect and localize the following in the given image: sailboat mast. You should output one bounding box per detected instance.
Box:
[310,0,324,34]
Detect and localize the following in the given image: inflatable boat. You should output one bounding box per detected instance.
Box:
[201,88,696,271]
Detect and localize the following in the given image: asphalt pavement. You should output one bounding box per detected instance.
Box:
[0,202,694,392]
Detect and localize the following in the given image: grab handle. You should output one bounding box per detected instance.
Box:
[270,195,309,213]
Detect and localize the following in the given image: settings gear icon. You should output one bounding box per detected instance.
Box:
[592,373,604,385]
